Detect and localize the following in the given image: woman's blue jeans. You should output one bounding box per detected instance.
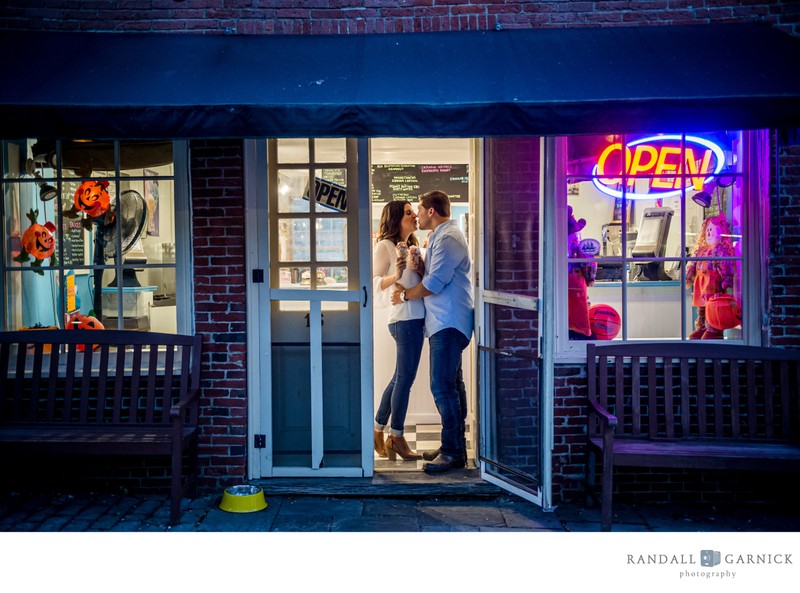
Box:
[375,318,425,434]
[428,328,470,459]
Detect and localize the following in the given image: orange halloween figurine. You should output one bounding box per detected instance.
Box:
[69,312,105,351]
[685,213,736,339]
[13,209,58,274]
[74,180,112,218]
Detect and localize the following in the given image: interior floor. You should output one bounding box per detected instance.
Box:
[374,423,475,472]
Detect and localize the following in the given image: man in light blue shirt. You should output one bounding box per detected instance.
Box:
[392,190,473,472]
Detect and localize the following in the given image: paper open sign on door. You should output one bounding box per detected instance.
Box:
[304,177,347,212]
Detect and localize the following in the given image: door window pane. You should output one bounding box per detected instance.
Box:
[315,218,347,261]
[279,266,311,289]
[277,138,309,164]
[314,168,347,213]
[277,169,310,213]
[278,218,310,262]
[314,139,347,164]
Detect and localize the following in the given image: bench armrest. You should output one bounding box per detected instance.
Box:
[170,387,201,421]
[587,397,617,429]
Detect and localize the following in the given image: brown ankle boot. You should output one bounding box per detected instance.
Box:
[374,429,387,458]
[385,434,422,461]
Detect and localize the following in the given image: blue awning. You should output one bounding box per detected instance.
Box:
[1,23,799,139]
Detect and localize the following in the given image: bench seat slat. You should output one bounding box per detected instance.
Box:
[0,424,197,455]
[589,437,800,469]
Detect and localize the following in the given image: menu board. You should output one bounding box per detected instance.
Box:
[371,164,468,203]
[61,217,86,267]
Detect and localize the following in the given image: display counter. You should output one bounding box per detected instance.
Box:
[101,286,157,331]
[589,280,690,340]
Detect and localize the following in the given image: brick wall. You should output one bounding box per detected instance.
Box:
[769,134,800,346]
[190,140,248,490]
[1,1,798,36]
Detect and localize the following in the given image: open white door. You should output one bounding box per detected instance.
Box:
[476,138,549,506]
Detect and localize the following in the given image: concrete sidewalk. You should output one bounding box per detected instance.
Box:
[1,488,799,532]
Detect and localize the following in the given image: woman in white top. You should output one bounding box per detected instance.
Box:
[372,201,425,461]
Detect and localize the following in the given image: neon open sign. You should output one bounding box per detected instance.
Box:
[591,135,725,200]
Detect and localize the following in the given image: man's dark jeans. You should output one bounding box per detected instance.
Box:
[429,327,470,459]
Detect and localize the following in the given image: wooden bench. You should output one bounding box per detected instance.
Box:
[0,329,202,525]
[586,342,800,531]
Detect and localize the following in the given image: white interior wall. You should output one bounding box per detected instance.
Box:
[370,138,472,427]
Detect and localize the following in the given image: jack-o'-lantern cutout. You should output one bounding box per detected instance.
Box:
[74,180,111,218]
[13,209,58,274]
[69,313,105,351]
[75,313,104,331]
[22,220,57,260]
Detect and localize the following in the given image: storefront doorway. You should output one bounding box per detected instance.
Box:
[370,138,476,472]
[245,137,545,505]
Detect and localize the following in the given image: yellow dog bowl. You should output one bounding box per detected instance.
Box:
[219,485,268,513]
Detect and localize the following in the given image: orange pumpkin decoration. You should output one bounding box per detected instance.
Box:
[13,209,58,274]
[70,313,105,351]
[75,314,105,331]
[22,220,57,261]
[706,294,742,331]
[74,180,111,217]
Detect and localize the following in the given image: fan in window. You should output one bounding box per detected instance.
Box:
[92,189,148,320]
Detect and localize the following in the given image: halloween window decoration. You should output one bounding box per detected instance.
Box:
[2,139,182,335]
[685,213,737,339]
[72,179,112,220]
[13,209,58,274]
[67,312,105,351]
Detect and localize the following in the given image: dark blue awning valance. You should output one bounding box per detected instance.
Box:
[1,23,799,139]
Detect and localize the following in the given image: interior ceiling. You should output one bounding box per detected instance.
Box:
[371,138,469,164]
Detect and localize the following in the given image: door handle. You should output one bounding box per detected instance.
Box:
[362,286,368,307]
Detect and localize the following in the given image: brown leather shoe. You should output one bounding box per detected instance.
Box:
[423,448,469,465]
[385,434,422,461]
[423,453,466,473]
[422,448,440,461]
[374,428,387,458]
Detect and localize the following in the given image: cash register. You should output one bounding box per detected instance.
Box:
[629,207,674,281]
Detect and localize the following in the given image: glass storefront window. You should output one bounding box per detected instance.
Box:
[1,139,182,334]
[563,131,750,343]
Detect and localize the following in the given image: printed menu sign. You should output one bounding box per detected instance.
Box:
[371,164,468,203]
[61,218,86,266]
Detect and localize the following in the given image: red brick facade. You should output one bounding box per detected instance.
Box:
[190,140,249,489]
[2,2,799,502]
[1,1,798,36]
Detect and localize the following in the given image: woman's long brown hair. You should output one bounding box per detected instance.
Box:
[377,200,419,247]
